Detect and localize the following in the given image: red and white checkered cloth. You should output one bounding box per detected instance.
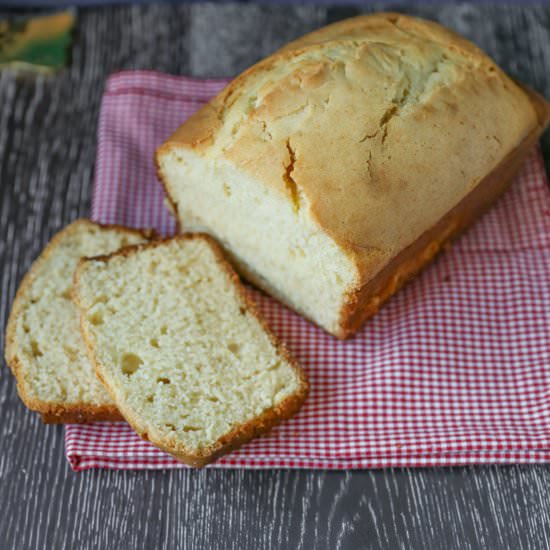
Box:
[66,71,550,470]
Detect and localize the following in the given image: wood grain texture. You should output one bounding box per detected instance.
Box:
[1,4,550,549]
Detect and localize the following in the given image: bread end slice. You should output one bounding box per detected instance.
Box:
[74,234,308,466]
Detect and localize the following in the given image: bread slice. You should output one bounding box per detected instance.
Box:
[5,219,151,423]
[156,13,550,338]
[73,235,308,467]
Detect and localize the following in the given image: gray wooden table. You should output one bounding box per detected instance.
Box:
[1,4,550,549]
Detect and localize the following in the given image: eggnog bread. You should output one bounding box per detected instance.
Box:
[73,235,308,466]
[156,13,550,338]
[5,220,151,423]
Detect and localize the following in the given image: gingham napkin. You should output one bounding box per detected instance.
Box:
[66,71,550,470]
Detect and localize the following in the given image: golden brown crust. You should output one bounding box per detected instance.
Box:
[278,12,489,60]
[337,85,550,339]
[4,219,153,423]
[157,13,540,258]
[41,405,123,424]
[74,234,308,467]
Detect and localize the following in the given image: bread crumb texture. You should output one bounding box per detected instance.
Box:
[5,220,147,416]
[75,236,306,458]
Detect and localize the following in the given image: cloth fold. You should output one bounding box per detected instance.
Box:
[66,71,550,470]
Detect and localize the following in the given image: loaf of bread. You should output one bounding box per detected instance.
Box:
[5,220,150,423]
[156,13,550,338]
[73,235,308,467]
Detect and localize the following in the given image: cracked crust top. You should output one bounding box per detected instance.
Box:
[157,13,543,281]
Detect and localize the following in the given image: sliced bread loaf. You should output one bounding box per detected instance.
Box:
[73,235,308,467]
[156,13,550,338]
[5,220,151,423]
